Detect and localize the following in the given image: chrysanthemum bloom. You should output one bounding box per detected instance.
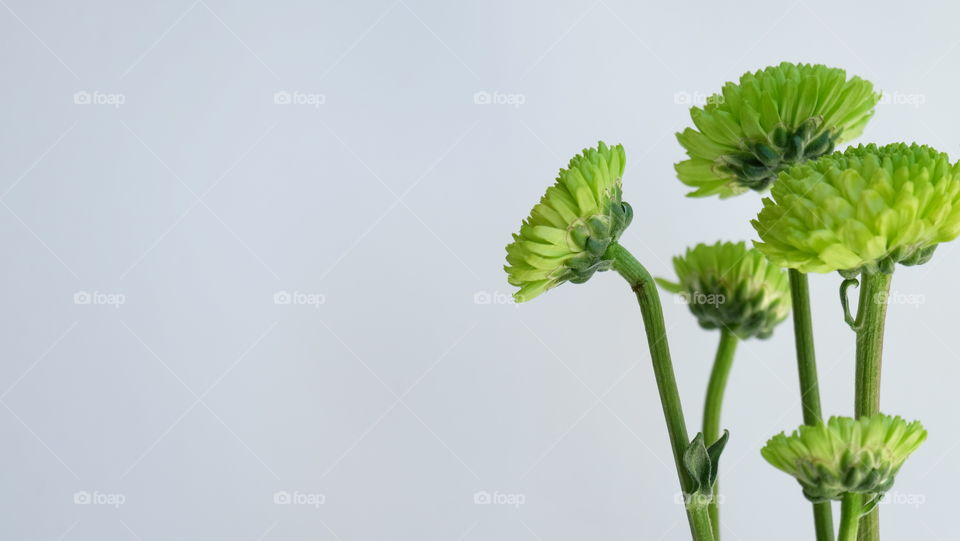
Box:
[505,142,632,302]
[676,62,879,198]
[657,241,791,339]
[753,143,960,277]
[761,415,926,504]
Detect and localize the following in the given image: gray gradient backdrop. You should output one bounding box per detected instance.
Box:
[2,1,958,539]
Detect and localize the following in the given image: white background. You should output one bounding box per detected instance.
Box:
[1,1,957,539]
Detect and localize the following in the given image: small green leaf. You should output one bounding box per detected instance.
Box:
[682,432,711,494]
[706,430,730,487]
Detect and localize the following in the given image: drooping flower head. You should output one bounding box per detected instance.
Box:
[761,415,926,504]
[676,62,879,198]
[504,142,632,302]
[753,143,960,276]
[657,241,791,339]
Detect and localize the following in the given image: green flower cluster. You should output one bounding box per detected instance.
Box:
[676,62,879,198]
[753,143,960,276]
[504,142,632,302]
[657,241,791,339]
[761,415,926,503]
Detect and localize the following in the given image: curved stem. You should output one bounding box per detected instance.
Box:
[854,272,892,541]
[840,278,861,330]
[839,493,866,541]
[606,243,713,541]
[702,328,738,540]
[788,270,835,541]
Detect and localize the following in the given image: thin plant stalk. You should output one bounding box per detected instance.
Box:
[788,269,835,541]
[853,272,892,541]
[702,328,738,540]
[607,242,714,541]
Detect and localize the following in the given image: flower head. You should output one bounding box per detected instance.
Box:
[753,143,960,276]
[676,62,879,198]
[504,142,632,302]
[657,241,790,339]
[761,415,926,503]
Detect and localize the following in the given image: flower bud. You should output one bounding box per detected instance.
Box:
[657,241,790,339]
[676,62,879,198]
[761,415,926,503]
[753,143,960,275]
[505,142,632,302]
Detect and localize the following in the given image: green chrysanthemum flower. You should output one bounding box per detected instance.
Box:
[656,241,791,339]
[761,415,926,504]
[504,142,633,302]
[676,62,879,198]
[753,143,960,276]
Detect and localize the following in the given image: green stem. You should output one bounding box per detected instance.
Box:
[788,270,835,541]
[703,329,738,444]
[687,504,716,541]
[606,243,713,541]
[853,272,892,541]
[702,328,737,541]
[838,493,865,541]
